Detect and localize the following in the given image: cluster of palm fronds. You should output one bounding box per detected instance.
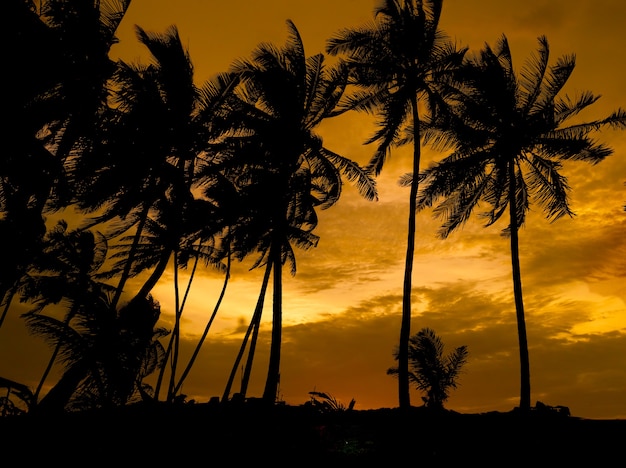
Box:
[307,391,356,413]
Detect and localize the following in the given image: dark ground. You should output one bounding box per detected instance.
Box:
[1,402,624,466]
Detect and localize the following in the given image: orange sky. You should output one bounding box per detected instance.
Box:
[2,0,625,418]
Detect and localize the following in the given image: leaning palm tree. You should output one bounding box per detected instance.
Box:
[325,0,467,409]
[227,19,377,403]
[19,223,167,412]
[2,0,130,325]
[17,221,113,402]
[414,35,626,412]
[25,294,167,413]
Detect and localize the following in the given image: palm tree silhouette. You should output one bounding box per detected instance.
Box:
[325,0,467,409]
[18,221,113,403]
[414,35,626,411]
[25,294,167,413]
[20,222,167,412]
[225,19,377,403]
[2,0,129,324]
[388,327,468,410]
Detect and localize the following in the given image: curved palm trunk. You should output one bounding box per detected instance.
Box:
[221,260,272,402]
[131,249,171,305]
[111,203,150,309]
[157,247,202,401]
[174,252,231,395]
[262,240,283,404]
[0,283,19,330]
[508,161,531,412]
[33,361,88,414]
[166,251,182,401]
[240,261,272,397]
[398,97,422,409]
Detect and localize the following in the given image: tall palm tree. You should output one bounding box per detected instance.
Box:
[227,19,377,403]
[414,35,626,411]
[73,25,237,316]
[325,0,467,408]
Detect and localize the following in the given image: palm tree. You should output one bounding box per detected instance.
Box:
[325,0,467,409]
[388,327,468,410]
[25,294,167,413]
[414,35,626,411]
[19,221,113,403]
[72,27,233,305]
[19,222,167,412]
[227,19,377,403]
[2,0,130,323]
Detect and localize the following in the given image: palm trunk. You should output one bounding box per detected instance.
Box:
[174,252,231,395]
[240,261,272,397]
[398,97,421,409]
[111,203,150,309]
[262,240,282,404]
[33,361,88,414]
[0,282,19,330]
[152,252,176,401]
[131,249,171,305]
[221,260,271,402]
[508,161,531,412]
[166,251,182,401]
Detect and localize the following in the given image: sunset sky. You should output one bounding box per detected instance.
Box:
[2,0,625,419]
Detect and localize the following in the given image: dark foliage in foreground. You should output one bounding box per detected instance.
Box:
[1,402,623,466]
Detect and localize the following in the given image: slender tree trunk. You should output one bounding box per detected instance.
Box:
[33,362,88,414]
[221,260,271,402]
[175,252,231,395]
[111,203,150,309]
[0,283,18,330]
[262,241,282,404]
[166,251,182,401]
[152,252,176,401]
[240,261,272,397]
[131,249,171,305]
[398,97,421,409]
[508,161,531,412]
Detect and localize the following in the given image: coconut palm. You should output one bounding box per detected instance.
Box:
[17,221,113,402]
[226,19,377,403]
[25,294,167,413]
[18,222,167,412]
[74,24,235,289]
[2,0,130,322]
[325,0,467,409]
[388,327,468,410]
[414,35,626,411]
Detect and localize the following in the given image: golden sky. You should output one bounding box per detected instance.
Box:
[2,0,625,418]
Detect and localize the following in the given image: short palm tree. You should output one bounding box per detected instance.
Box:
[18,221,113,402]
[388,327,468,410]
[25,294,167,413]
[20,223,167,412]
[414,35,626,411]
[325,0,467,409]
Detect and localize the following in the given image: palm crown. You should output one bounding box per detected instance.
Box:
[416,35,626,237]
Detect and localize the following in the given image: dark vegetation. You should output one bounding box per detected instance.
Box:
[2,4,625,456]
[1,400,624,465]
